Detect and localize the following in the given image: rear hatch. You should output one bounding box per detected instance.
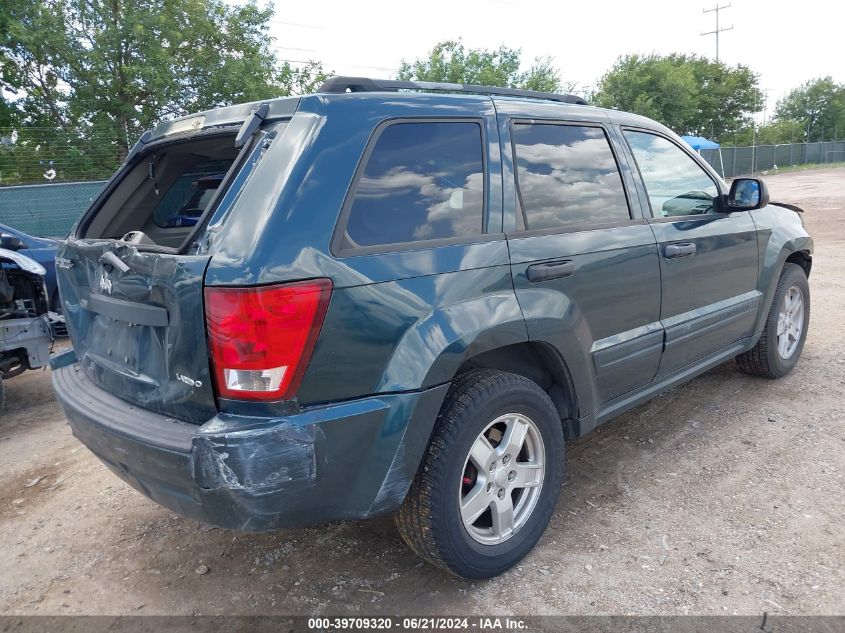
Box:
[57,240,218,423]
[56,109,290,423]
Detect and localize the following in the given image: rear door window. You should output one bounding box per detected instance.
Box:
[512,123,631,231]
[339,121,485,251]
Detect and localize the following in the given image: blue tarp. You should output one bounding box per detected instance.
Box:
[681,135,720,150]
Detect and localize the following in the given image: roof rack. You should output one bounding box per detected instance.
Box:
[318,76,587,105]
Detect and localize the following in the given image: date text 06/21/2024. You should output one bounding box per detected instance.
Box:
[306,617,529,630]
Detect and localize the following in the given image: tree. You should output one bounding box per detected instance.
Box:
[398,41,567,93]
[595,53,762,141]
[0,0,327,160]
[774,77,845,142]
[731,119,806,146]
[0,95,19,129]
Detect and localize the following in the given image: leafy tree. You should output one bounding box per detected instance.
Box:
[731,119,806,146]
[398,41,567,93]
[594,54,698,132]
[689,58,762,140]
[0,95,19,129]
[774,77,845,142]
[595,53,762,142]
[0,0,327,160]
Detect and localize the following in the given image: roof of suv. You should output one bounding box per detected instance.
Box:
[313,76,667,132]
[142,76,669,148]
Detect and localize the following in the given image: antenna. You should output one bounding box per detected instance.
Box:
[701,3,734,62]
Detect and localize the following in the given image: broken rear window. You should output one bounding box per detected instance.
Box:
[79,135,239,249]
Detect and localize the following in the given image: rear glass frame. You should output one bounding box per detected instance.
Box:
[331,117,492,257]
[72,124,283,253]
[509,119,636,236]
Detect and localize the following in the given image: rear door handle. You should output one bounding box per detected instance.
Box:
[526,260,576,282]
[664,243,696,258]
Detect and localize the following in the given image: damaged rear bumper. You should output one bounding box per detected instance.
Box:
[51,358,448,531]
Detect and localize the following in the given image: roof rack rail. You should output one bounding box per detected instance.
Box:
[318,76,588,105]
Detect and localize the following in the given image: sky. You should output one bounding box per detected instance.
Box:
[248,0,844,120]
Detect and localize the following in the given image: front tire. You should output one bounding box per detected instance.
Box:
[737,262,810,378]
[395,370,564,579]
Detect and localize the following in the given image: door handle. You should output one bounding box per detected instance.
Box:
[526,260,576,282]
[664,243,696,258]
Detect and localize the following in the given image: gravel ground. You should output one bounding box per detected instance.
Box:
[1,167,843,616]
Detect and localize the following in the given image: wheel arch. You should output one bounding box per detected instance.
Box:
[753,234,813,341]
[455,342,582,440]
[785,249,812,278]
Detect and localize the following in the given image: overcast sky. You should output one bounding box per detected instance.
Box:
[253,0,843,119]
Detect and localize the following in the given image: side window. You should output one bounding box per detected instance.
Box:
[623,130,719,217]
[512,123,630,231]
[341,121,485,250]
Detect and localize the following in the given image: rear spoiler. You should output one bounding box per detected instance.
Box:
[125,97,300,161]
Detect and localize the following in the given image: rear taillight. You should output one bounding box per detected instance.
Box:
[204,279,332,401]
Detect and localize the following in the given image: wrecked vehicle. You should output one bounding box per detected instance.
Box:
[51,77,812,579]
[0,222,61,312]
[1,236,53,413]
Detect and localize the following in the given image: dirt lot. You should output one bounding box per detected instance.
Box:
[1,167,843,617]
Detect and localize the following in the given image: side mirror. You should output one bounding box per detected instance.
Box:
[728,177,769,210]
[0,233,27,251]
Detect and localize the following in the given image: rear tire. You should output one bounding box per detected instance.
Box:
[395,369,564,579]
[736,263,809,378]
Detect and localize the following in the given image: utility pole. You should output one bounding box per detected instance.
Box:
[701,3,734,62]
[761,88,770,125]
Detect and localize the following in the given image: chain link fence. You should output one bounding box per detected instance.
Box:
[0,125,125,237]
[0,180,107,237]
[700,141,845,179]
[0,126,126,185]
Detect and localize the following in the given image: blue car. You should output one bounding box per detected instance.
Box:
[0,223,59,311]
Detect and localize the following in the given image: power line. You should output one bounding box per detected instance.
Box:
[270,45,318,53]
[700,3,734,62]
[266,18,326,30]
[274,55,399,73]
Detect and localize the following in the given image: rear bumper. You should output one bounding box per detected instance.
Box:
[52,359,447,531]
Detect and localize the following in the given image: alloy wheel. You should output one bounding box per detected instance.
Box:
[459,413,545,545]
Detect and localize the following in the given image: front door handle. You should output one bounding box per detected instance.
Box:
[664,243,696,258]
[526,260,576,282]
